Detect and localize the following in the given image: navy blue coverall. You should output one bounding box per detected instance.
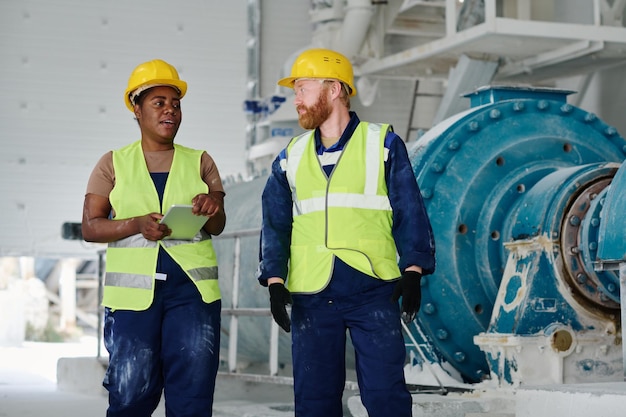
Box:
[103,172,221,417]
[258,112,436,417]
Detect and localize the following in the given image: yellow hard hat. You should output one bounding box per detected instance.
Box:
[124,59,188,112]
[278,48,356,97]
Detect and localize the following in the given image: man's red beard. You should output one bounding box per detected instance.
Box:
[296,89,332,130]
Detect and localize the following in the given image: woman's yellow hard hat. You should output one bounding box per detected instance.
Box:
[124,59,187,112]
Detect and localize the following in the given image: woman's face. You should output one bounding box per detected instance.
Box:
[134,85,182,147]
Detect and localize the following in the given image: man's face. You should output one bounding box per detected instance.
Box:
[293,79,332,130]
[134,86,182,143]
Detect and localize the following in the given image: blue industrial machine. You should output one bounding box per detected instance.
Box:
[218,85,626,387]
[408,85,625,385]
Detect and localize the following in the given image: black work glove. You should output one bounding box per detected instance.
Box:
[391,270,423,324]
[269,283,293,332]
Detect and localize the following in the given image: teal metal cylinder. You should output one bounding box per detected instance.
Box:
[407,85,626,382]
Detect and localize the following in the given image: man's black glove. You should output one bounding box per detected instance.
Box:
[269,283,293,332]
[391,270,423,324]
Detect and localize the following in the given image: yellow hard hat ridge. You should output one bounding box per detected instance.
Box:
[124,59,188,112]
[278,48,357,97]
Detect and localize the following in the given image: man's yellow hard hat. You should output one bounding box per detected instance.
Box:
[278,48,356,97]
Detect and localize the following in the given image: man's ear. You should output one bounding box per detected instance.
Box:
[328,80,343,100]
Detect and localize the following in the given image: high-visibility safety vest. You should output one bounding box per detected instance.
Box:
[284,122,401,294]
[102,140,220,311]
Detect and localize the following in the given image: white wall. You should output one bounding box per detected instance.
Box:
[0,0,249,257]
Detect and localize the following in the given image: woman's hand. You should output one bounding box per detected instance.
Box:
[137,213,171,241]
[192,192,226,236]
[191,193,221,217]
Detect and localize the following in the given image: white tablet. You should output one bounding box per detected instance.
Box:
[160,204,208,240]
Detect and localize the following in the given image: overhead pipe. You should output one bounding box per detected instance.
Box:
[275,0,377,104]
[334,0,375,58]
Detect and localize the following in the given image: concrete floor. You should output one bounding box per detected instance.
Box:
[0,338,115,417]
[4,337,626,417]
[0,337,506,417]
[0,337,297,417]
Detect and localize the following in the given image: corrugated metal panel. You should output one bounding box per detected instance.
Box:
[0,0,251,257]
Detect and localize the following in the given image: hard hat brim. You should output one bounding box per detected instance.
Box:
[277,76,297,89]
[277,76,356,97]
[124,80,188,112]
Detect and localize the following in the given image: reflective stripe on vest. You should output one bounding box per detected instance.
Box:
[105,234,218,288]
[284,122,400,294]
[105,273,152,289]
[103,141,220,310]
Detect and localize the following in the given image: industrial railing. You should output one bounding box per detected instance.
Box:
[215,228,295,385]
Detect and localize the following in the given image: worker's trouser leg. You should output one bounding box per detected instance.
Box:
[349,296,412,417]
[103,278,221,417]
[291,293,412,417]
